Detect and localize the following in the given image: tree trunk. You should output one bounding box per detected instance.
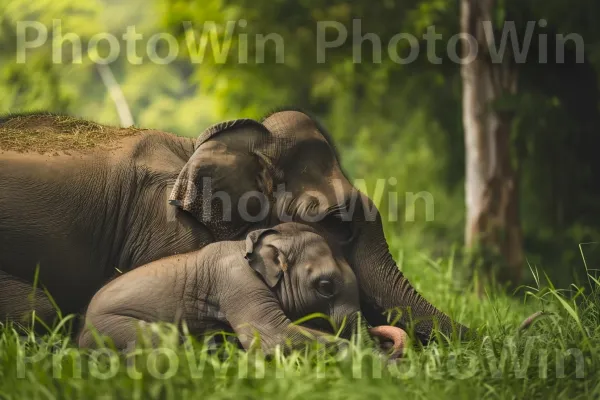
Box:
[461,0,524,285]
[96,64,134,128]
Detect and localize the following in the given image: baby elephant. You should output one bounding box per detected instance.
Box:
[79,223,366,352]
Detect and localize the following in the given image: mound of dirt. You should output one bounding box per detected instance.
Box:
[0,114,146,153]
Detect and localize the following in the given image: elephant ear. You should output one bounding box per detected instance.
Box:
[244,228,284,288]
[169,119,280,240]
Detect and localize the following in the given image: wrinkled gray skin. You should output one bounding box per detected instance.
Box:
[78,223,360,352]
[0,110,468,343]
[0,117,211,327]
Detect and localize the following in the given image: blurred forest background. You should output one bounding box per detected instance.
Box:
[1,0,599,290]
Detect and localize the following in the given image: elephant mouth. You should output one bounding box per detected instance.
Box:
[368,325,408,359]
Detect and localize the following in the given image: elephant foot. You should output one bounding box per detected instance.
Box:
[368,325,408,359]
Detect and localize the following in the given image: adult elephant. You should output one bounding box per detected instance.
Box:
[0,110,468,343]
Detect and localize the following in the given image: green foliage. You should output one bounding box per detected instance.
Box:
[0,0,220,135]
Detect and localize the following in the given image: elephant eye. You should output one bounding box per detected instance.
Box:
[316,279,336,298]
[320,214,355,244]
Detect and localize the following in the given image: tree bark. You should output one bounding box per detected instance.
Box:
[461,0,524,285]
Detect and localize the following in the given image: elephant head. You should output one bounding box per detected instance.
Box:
[170,110,470,344]
[244,222,361,337]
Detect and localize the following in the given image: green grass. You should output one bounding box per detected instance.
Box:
[1,246,599,399]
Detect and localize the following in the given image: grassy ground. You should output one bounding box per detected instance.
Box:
[1,243,598,399]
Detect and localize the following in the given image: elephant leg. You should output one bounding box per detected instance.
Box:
[78,314,145,349]
[0,270,60,333]
[78,314,181,350]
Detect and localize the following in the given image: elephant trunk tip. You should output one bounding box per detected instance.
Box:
[368,325,408,359]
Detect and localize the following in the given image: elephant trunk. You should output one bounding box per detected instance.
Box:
[368,325,408,359]
[353,218,471,344]
[336,311,409,358]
